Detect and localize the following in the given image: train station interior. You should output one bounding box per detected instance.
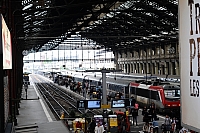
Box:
[0,0,196,133]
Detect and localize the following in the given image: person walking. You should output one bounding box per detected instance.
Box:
[95,122,104,133]
[89,119,96,133]
[131,106,138,126]
[152,119,159,133]
[164,115,172,133]
[142,122,149,133]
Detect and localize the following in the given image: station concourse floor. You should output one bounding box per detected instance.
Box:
[15,81,70,133]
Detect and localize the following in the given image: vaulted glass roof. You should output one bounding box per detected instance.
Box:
[10,0,178,53]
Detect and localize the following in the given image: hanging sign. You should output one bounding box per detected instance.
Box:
[1,15,12,69]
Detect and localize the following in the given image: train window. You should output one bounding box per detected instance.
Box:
[125,86,129,94]
[151,91,160,100]
[164,89,180,99]
[108,84,123,93]
[131,87,160,100]
[131,87,136,94]
[135,88,150,98]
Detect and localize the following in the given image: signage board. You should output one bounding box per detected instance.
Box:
[77,100,85,109]
[179,1,200,132]
[101,104,111,109]
[86,100,101,109]
[111,99,125,108]
[1,15,12,69]
[109,115,117,127]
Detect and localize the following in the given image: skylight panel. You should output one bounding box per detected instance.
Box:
[169,0,178,5]
[25,29,30,33]
[33,20,44,25]
[157,6,167,10]
[25,17,31,21]
[22,4,33,10]
[23,24,31,28]
[32,28,41,32]
[168,13,174,16]
[24,15,32,19]
[145,12,152,16]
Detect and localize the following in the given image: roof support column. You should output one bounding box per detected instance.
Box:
[0,51,5,132]
[130,63,133,73]
[155,62,158,75]
[139,63,142,74]
[114,51,119,70]
[175,61,179,76]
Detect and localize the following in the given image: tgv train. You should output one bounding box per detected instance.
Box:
[67,72,180,113]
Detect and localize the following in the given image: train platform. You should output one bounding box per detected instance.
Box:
[39,75,167,133]
[15,81,70,133]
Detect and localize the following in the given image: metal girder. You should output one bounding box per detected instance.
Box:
[10,0,179,53]
[80,0,178,51]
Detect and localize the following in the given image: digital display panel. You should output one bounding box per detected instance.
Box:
[87,100,101,109]
[77,100,85,109]
[111,99,125,108]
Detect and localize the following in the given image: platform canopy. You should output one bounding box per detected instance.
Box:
[10,0,178,53]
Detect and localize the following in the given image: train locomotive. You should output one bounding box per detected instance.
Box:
[126,80,180,113]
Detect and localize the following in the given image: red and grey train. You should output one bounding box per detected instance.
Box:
[50,71,180,113]
[126,80,180,113]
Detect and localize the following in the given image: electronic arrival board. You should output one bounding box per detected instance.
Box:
[111,99,125,108]
[87,100,101,109]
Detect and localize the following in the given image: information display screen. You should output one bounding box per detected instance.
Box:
[77,100,85,109]
[87,100,101,109]
[111,99,125,108]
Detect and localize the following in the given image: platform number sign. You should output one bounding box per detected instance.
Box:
[77,100,85,109]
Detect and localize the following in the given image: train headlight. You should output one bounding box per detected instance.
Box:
[178,104,180,106]
[167,104,171,107]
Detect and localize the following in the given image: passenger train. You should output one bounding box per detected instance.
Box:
[67,71,180,113]
[38,70,180,113]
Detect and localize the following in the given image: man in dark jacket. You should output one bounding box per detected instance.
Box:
[132,107,138,126]
[89,119,96,133]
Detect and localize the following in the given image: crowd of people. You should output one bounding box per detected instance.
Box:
[54,74,104,99]
[140,102,182,133]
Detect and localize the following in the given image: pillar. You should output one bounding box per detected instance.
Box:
[123,63,125,73]
[139,63,142,74]
[170,62,173,75]
[127,63,130,74]
[133,63,135,73]
[164,62,167,75]
[130,63,133,73]
[175,61,179,76]
[155,62,158,75]
[114,51,119,70]
[147,63,149,74]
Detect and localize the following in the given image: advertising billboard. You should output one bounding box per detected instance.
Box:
[1,15,12,69]
[179,0,200,131]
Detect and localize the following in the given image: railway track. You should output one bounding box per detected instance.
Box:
[31,75,102,120]
[32,74,174,120]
